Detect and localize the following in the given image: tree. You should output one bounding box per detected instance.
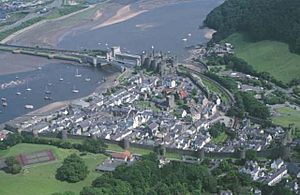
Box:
[80,139,107,154]
[245,149,257,160]
[56,153,89,183]
[80,187,104,195]
[155,183,171,195]
[5,156,22,174]
[3,133,22,148]
[208,122,228,138]
[204,0,300,55]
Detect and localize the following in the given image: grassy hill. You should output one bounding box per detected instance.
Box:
[0,143,107,195]
[225,33,300,84]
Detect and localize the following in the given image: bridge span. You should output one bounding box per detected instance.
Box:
[0,44,142,69]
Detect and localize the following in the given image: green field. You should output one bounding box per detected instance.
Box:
[201,77,229,104]
[225,33,300,83]
[210,132,228,145]
[272,107,300,134]
[0,143,106,195]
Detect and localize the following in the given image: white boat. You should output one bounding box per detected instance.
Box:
[47,82,53,86]
[1,98,6,102]
[38,67,42,70]
[45,86,51,94]
[72,86,79,93]
[24,105,34,109]
[16,92,21,96]
[182,38,188,42]
[59,76,64,81]
[188,33,192,37]
[15,76,19,80]
[85,78,91,82]
[2,102,8,107]
[44,96,52,100]
[72,89,79,93]
[26,81,32,91]
[75,69,82,77]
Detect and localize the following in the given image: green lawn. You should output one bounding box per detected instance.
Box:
[135,100,161,112]
[225,33,300,83]
[272,107,300,131]
[201,77,229,104]
[0,143,106,195]
[211,132,228,145]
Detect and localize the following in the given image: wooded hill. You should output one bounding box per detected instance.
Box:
[204,0,300,54]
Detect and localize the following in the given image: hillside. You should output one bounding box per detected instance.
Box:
[204,0,300,54]
[225,33,300,83]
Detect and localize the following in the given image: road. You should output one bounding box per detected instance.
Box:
[0,0,63,33]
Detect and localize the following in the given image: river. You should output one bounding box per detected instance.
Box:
[0,0,222,123]
[59,0,223,59]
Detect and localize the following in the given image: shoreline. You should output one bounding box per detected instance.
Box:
[0,69,121,128]
[0,1,149,76]
[0,5,96,44]
[0,0,207,127]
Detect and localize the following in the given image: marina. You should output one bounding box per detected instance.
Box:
[0,63,114,123]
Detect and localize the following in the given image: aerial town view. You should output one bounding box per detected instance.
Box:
[0,0,300,194]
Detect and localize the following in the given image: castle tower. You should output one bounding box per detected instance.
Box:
[61,129,68,140]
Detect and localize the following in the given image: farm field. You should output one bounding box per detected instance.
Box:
[0,143,106,195]
[225,33,300,84]
[272,107,300,137]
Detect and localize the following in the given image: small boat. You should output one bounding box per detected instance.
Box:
[15,76,19,80]
[38,67,42,70]
[16,92,21,96]
[59,77,64,81]
[24,105,34,109]
[44,96,52,100]
[75,69,82,77]
[2,102,7,107]
[45,86,51,94]
[26,81,32,91]
[182,38,188,42]
[1,98,6,102]
[188,33,192,37]
[72,89,79,93]
[85,78,91,82]
[72,86,79,93]
[47,82,53,86]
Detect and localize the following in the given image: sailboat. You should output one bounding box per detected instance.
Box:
[26,81,32,91]
[16,88,21,95]
[2,102,8,107]
[44,96,52,100]
[45,86,51,94]
[59,74,64,81]
[72,86,79,93]
[75,69,82,77]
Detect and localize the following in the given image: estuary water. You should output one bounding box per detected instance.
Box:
[59,0,223,59]
[0,0,223,123]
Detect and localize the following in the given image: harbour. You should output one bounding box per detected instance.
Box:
[0,0,223,123]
